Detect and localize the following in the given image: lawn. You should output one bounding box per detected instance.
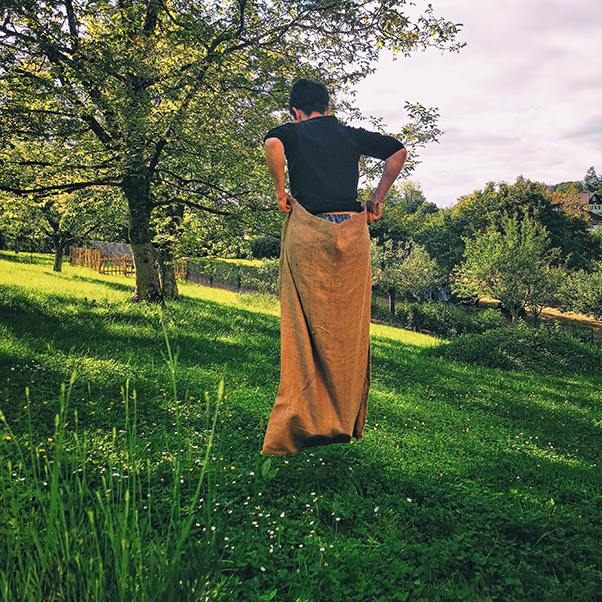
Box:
[1,251,601,601]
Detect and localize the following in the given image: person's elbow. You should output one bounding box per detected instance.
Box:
[383,147,407,176]
[390,147,407,168]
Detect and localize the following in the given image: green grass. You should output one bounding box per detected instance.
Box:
[1,251,601,601]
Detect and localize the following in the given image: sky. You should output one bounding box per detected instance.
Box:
[352,0,602,208]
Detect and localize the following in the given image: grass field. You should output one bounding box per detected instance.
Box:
[1,251,601,601]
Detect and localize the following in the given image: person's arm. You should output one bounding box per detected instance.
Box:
[365,148,407,222]
[264,137,291,214]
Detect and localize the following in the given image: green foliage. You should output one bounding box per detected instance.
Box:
[2,253,602,601]
[455,213,561,321]
[251,236,281,260]
[428,323,602,377]
[583,166,602,194]
[560,267,602,320]
[549,180,584,195]
[372,299,506,339]
[0,188,128,270]
[418,176,601,273]
[185,257,278,296]
[371,239,442,315]
[0,0,463,300]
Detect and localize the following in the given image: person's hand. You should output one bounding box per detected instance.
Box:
[365,198,382,222]
[277,193,292,214]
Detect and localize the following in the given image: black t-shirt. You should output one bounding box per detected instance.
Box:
[265,116,404,214]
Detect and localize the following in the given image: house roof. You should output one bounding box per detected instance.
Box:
[579,192,602,206]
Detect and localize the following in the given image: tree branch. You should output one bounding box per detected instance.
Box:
[0,178,120,197]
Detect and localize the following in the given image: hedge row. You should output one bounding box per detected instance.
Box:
[371,298,507,339]
[184,257,279,295]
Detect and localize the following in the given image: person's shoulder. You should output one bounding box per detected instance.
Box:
[264,122,296,143]
[338,121,379,137]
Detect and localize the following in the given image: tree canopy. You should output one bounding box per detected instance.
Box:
[455,213,561,322]
[0,0,463,301]
[418,176,601,273]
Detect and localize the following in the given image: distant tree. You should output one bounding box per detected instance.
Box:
[455,213,560,322]
[549,181,583,194]
[583,167,602,194]
[395,181,428,214]
[419,176,600,274]
[560,264,602,320]
[0,188,126,271]
[371,239,441,314]
[0,198,49,254]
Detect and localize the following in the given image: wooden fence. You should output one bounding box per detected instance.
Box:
[100,254,136,276]
[70,246,185,279]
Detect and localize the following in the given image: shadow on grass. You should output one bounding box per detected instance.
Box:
[0,251,52,265]
[48,270,136,294]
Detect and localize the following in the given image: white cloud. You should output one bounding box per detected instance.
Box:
[352,0,602,206]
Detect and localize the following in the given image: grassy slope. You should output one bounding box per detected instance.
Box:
[1,252,601,601]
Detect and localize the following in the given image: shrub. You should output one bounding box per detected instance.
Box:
[372,299,506,339]
[182,257,280,296]
[240,258,279,296]
[560,269,602,319]
[427,323,602,376]
[251,236,281,259]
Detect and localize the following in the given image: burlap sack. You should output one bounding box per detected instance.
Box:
[262,199,371,455]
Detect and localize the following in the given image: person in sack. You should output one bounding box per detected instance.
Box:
[262,79,407,455]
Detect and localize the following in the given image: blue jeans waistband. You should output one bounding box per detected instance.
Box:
[315,213,352,224]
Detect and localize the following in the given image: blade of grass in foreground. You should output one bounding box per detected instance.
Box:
[0,339,226,601]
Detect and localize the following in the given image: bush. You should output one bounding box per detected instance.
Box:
[184,257,279,295]
[560,269,602,319]
[428,323,602,376]
[251,236,281,259]
[372,299,506,339]
[240,258,279,295]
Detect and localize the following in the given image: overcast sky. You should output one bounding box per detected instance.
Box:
[352,0,602,207]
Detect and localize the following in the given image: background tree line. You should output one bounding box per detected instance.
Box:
[368,168,602,323]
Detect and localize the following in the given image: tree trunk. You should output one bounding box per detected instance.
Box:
[157,248,179,300]
[155,203,183,300]
[123,172,163,303]
[52,234,64,272]
[388,287,396,315]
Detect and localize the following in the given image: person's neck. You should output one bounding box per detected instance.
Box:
[293,108,330,122]
[305,111,328,120]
